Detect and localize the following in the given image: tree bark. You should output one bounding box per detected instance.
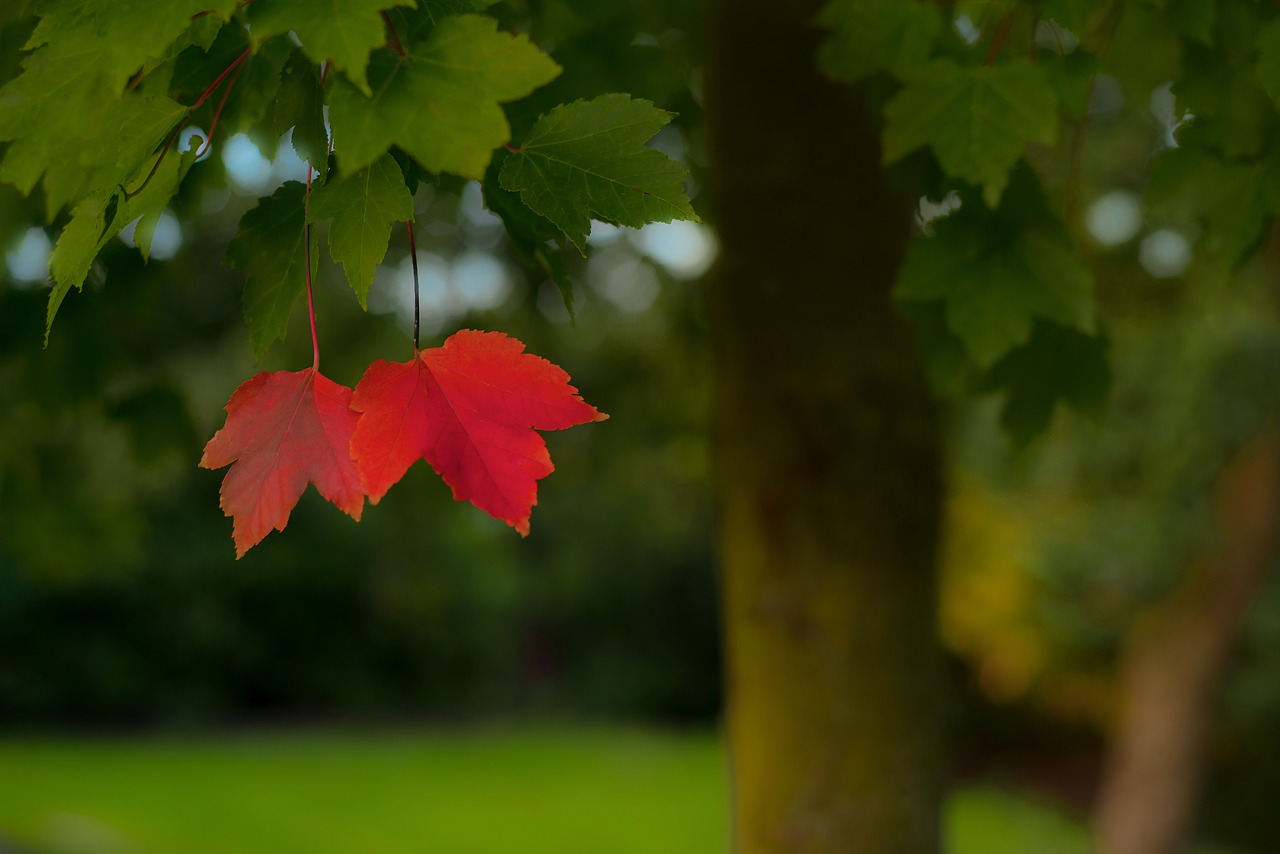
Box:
[705,3,944,852]
[1094,435,1280,854]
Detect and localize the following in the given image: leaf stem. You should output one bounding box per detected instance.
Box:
[122,123,184,200]
[305,166,320,369]
[407,220,420,352]
[124,46,251,200]
[191,47,252,111]
[193,52,245,160]
[382,11,406,56]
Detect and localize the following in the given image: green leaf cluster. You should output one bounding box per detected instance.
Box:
[499,94,700,254]
[896,174,1095,370]
[0,0,697,354]
[327,14,561,178]
[815,0,1280,441]
[0,1,239,218]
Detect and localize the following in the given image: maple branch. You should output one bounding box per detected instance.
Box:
[407,220,420,353]
[305,167,321,369]
[382,11,406,56]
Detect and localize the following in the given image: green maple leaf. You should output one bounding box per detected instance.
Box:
[483,157,571,315]
[248,0,414,96]
[46,191,119,342]
[225,182,318,360]
[0,60,108,198]
[24,0,241,87]
[883,60,1059,207]
[40,90,183,221]
[308,154,415,309]
[273,48,329,172]
[45,148,197,341]
[895,177,1094,368]
[981,323,1110,447]
[498,94,699,254]
[327,14,561,178]
[816,0,941,84]
[110,95,188,177]
[134,150,199,261]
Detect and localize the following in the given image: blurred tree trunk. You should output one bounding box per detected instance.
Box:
[1094,435,1280,854]
[705,2,944,852]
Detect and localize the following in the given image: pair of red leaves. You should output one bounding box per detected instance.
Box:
[200,330,607,557]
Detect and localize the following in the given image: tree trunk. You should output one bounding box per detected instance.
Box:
[705,3,944,852]
[1094,435,1280,854]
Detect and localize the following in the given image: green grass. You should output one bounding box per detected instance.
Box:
[0,726,1096,854]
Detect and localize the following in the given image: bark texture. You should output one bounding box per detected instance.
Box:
[1094,435,1280,854]
[706,2,944,852]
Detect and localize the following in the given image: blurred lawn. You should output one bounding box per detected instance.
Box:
[0,726,1097,853]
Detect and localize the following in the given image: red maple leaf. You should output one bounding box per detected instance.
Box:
[200,367,365,557]
[350,329,607,535]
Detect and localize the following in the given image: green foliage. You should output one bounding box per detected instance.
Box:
[896,178,1094,369]
[248,0,413,95]
[812,0,1280,441]
[883,60,1059,208]
[499,94,699,254]
[45,149,196,340]
[980,323,1109,446]
[1256,18,1280,104]
[46,193,117,337]
[483,159,573,312]
[23,0,238,85]
[225,182,316,360]
[1039,0,1094,34]
[272,48,329,173]
[0,0,696,354]
[326,14,561,178]
[309,155,416,309]
[0,0,236,217]
[816,0,941,84]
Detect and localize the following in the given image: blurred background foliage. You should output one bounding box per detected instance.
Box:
[3,0,1280,852]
